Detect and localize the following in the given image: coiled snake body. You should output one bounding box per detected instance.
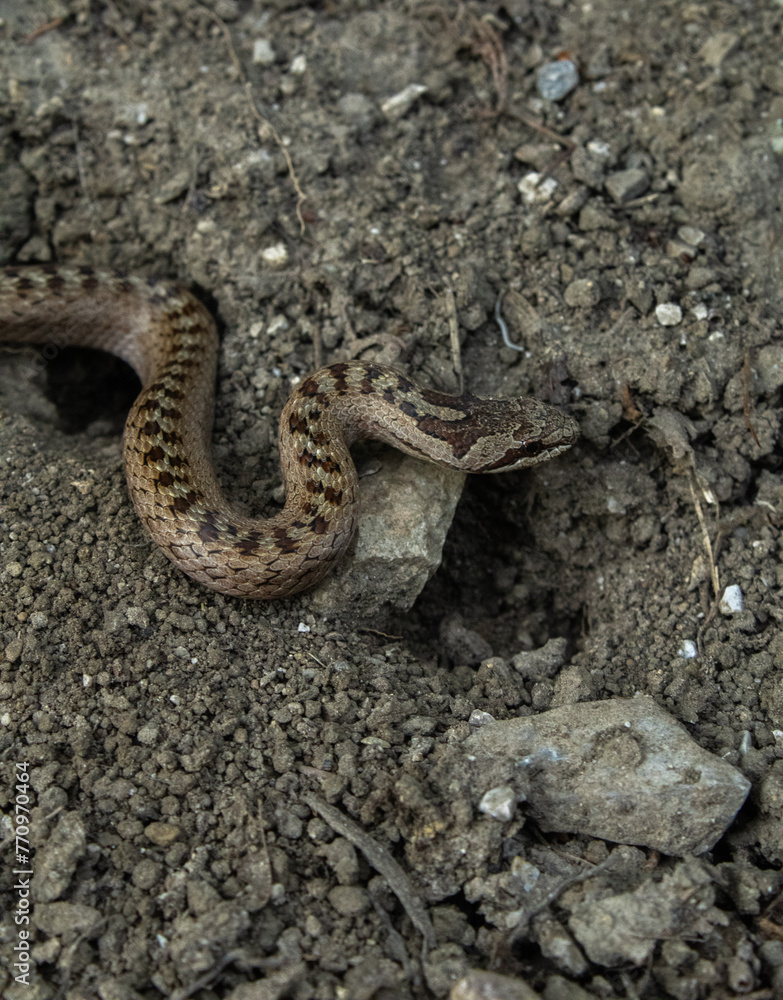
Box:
[0,265,579,598]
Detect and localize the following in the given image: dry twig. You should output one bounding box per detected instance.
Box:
[195,3,307,234]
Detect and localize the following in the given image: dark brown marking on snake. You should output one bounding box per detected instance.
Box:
[298,376,322,398]
[170,490,201,515]
[289,412,309,435]
[235,537,261,556]
[158,470,189,489]
[77,272,100,292]
[329,364,351,394]
[144,445,166,464]
[481,441,548,471]
[418,385,474,410]
[140,420,163,438]
[46,273,67,293]
[303,452,341,476]
[272,527,299,554]
[197,521,221,544]
[148,382,184,402]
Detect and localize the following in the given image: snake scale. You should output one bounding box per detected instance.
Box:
[0,264,579,599]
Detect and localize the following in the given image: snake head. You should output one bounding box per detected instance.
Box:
[469,397,580,473]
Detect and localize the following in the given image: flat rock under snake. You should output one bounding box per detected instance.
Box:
[0,265,579,599]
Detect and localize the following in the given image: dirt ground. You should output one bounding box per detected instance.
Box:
[1,1,782,997]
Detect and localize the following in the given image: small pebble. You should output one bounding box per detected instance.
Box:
[587,139,611,159]
[328,885,370,917]
[698,32,738,68]
[756,344,783,393]
[137,722,160,745]
[144,821,181,846]
[478,785,518,821]
[381,83,426,120]
[605,167,649,204]
[537,59,579,100]
[678,226,706,247]
[252,39,275,65]
[677,641,698,659]
[517,171,558,204]
[125,606,149,628]
[565,278,601,308]
[655,303,683,326]
[666,239,697,260]
[469,710,496,727]
[719,584,744,615]
[262,243,289,268]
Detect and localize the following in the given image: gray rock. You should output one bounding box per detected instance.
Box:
[33,901,102,936]
[463,696,750,855]
[564,279,601,308]
[698,32,738,68]
[310,451,465,614]
[537,60,579,101]
[169,900,251,976]
[31,811,86,902]
[757,344,783,394]
[531,915,589,977]
[450,970,542,999]
[605,168,649,204]
[512,638,568,680]
[578,201,616,231]
[568,859,728,966]
[551,663,596,707]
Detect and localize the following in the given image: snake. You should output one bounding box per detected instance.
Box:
[0,264,579,599]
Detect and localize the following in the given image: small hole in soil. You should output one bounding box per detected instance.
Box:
[44,346,140,434]
[395,473,581,660]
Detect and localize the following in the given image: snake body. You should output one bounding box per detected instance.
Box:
[0,265,579,598]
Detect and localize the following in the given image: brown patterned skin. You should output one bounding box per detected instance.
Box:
[0,265,579,598]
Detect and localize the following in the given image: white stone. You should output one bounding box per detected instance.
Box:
[518,172,558,204]
[380,83,427,119]
[252,39,275,65]
[655,303,683,326]
[719,584,743,614]
[261,243,289,268]
[479,786,517,822]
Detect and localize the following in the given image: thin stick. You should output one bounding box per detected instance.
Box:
[195,3,307,235]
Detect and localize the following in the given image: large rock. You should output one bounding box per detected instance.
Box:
[311,449,465,615]
[463,696,750,855]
